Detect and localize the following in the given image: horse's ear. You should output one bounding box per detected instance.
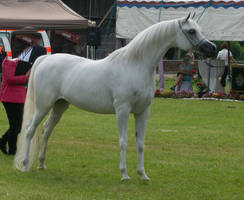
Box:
[183,13,191,24]
[191,12,196,19]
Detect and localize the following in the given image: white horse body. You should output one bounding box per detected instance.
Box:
[14,16,216,181]
[36,53,155,114]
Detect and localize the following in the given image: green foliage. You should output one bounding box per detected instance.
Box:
[240,41,244,46]
[213,40,222,52]
[230,41,241,59]
[239,46,244,60]
[1,98,244,200]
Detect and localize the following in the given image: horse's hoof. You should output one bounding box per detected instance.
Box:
[142,175,150,181]
[121,175,131,181]
[20,165,29,172]
[16,166,28,172]
[37,165,46,170]
[137,170,150,181]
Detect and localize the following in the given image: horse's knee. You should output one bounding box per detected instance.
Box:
[119,140,128,151]
[137,143,144,153]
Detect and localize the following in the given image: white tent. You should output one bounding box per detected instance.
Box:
[116,0,244,41]
[0,0,89,30]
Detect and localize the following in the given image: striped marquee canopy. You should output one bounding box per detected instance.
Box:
[116,0,244,41]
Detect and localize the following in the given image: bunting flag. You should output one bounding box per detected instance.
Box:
[116,0,244,41]
[117,0,244,9]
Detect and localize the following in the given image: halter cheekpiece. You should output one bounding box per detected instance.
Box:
[178,20,205,51]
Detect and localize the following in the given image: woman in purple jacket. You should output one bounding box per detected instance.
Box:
[0,58,30,155]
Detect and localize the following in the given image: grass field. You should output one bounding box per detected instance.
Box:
[0,95,244,199]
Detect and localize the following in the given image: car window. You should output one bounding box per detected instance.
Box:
[0,32,10,41]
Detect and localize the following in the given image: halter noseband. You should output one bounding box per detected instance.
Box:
[178,20,205,51]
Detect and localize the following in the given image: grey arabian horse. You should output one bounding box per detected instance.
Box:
[14,14,216,180]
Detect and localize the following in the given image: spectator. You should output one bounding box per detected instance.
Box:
[172,53,194,92]
[19,39,46,64]
[217,42,237,87]
[0,58,30,155]
[0,49,6,88]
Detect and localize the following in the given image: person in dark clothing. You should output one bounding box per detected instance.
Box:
[18,40,46,64]
[0,103,24,154]
[29,45,46,64]
[0,40,46,155]
[0,58,30,155]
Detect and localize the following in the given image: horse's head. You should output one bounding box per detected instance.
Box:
[176,13,216,57]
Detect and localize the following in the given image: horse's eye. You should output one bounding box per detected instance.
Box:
[188,29,196,34]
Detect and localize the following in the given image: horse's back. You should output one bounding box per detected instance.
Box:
[35,53,92,81]
[33,53,115,113]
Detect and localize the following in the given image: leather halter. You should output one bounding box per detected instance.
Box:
[178,20,205,51]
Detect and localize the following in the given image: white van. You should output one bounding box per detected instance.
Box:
[0,30,51,59]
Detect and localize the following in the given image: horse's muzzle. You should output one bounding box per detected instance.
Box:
[198,40,216,58]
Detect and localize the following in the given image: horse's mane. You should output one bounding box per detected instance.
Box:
[107,19,178,63]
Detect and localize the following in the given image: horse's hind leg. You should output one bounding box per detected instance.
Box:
[38,99,69,169]
[22,109,49,171]
[134,106,150,180]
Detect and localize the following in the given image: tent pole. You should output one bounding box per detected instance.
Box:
[87,0,96,59]
[86,0,92,59]
[227,41,231,93]
[89,0,92,20]
[98,4,113,28]
[207,59,211,89]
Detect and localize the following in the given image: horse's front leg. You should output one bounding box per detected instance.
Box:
[115,103,130,181]
[134,106,150,180]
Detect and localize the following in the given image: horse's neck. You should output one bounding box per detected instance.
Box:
[125,20,177,71]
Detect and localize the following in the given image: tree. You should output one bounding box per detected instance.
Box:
[230,41,241,59]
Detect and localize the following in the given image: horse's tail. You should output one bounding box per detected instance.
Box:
[14,55,48,171]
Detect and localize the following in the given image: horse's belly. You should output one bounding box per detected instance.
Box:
[77,103,115,114]
[67,96,115,114]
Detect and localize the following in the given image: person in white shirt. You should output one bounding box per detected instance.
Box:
[217,42,237,87]
[18,45,33,62]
